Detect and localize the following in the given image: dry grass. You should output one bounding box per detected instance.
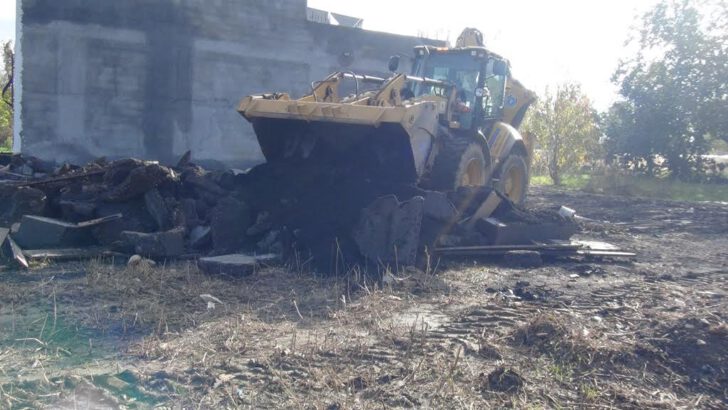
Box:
[1,186,727,408]
[2,257,727,409]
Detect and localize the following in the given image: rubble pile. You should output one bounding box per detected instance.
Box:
[1,152,581,273]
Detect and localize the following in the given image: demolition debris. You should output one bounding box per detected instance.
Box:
[0,152,633,273]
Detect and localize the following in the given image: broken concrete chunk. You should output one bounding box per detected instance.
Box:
[353,195,424,266]
[419,192,458,251]
[183,167,227,196]
[179,198,200,228]
[195,198,211,219]
[423,191,457,222]
[12,187,48,219]
[352,195,399,262]
[59,200,97,220]
[476,217,578,245]
[144,189,173,231]
[197,253,278,276]
[210,197,252,253]
[391,196,425,266]
[0,186,47,225]
[103,163,174,202]
[169,202,186,228]
[102,158,146,185]
[13,214,122,249]
[92,201,157,245]
[246,211,272,236]
[121,227,186,259]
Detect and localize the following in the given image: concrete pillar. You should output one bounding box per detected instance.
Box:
[13,0,22,153]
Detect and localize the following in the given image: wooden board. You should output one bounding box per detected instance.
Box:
[7,236,29,269]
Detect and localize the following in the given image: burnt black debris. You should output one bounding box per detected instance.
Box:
[0,152,588,273]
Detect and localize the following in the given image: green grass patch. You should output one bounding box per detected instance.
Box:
[530,174,592,190]
[584,175,728,202]
[531,173,728,202]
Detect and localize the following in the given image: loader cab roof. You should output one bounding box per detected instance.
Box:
[413,45,510,68]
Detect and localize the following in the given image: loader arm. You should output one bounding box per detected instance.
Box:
[237,27,536,205]
[237,73,455,182]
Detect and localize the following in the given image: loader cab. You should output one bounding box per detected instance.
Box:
[409,46,510,131]
[482,58,509,118]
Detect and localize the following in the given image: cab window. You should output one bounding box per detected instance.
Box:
[482,59,507,118]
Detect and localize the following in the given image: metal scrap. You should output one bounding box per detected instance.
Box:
[434,240,635,259]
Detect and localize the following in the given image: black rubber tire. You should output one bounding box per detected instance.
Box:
[495,154,529,206]
[426,132,492,191]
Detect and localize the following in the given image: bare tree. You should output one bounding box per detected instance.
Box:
[0,40,13,150]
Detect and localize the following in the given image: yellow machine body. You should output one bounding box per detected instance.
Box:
[238,28,536,203]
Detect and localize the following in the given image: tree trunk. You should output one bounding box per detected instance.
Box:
[550,165,561,186]
[549,138,561,185]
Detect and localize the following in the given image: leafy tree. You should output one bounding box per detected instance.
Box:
[0,40,12,151]
[522,83,602,185]
[607,0,728,179]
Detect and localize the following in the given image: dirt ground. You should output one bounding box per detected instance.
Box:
[1,186,727,409]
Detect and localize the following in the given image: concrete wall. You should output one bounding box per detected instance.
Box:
[15,0,442,168]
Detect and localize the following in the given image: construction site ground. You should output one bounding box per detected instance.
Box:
[1,186,727,409]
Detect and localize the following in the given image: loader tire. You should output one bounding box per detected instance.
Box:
[495,153,529,206]
[427,134,492,191]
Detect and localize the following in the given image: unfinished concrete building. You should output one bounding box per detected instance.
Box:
[14,0,442,167]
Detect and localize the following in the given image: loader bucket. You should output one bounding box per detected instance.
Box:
[250,118,419,184]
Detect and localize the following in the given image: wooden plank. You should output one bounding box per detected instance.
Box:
[434,243,581,253]
[7,236,29,269]
[575,249,636,257]
[13,168,106,187]
[22,247,110,261]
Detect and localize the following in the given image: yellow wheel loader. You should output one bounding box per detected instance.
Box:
[238,28,536,205]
